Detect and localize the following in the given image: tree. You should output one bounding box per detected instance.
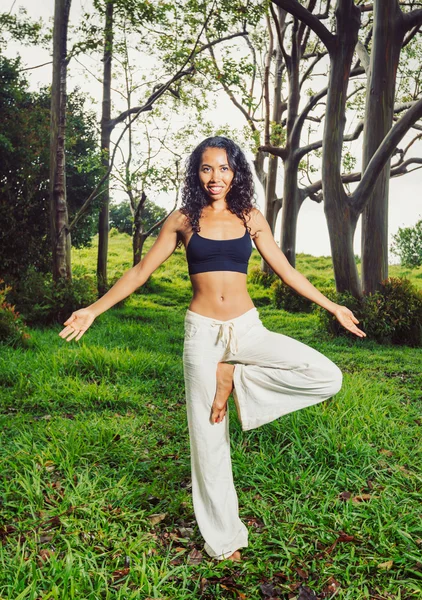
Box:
[0,56,102,280]
[271,0,422,296]
[50,0,72,282]
[390,218,422,267]
[67,0,255,292]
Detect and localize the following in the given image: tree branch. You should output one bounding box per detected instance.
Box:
[271,0,335,51]
[295,119,364,161]
[302,157,422,202]
[402,8,422,30]
[351,97,422,211]
[299,51,327,89]
[258,144,288,159]
[403,24,421,46]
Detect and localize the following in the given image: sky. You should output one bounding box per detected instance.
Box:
[2,0,422,262]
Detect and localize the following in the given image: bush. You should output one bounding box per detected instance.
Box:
[271,279,314,313]
[0,279,31,346]
[248,266,277,288]
[7,268,97,326]
[317,277,422,347]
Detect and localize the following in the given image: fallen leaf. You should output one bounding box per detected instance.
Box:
[37,549,54,564]
[42,515,62,530]
[321,576,341,597]
[148,513,167,525]
[38,533,54,544]
[377,560,393,570]
[178,526,194,538]
[337,532,355,543]
[338,491,352,501]
[352,493,373,503]
[296,567,309,579]
[112,567,130,581]
[245,516,265,531]
[0,525,17,540]
[298,586,318,599]
[379,449,393,457]
[260,582,283,597]
[187,548,203,564]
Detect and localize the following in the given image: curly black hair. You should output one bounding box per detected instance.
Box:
[179,136,257,236]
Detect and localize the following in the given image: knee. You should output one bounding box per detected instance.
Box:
[327,363,343,397]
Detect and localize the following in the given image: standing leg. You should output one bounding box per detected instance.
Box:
[183,318,248,560]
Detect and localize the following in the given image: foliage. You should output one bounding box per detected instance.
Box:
[110,199,167,236]
[6,268,97,327]
[390,218,422,268]
[271,279,314,313]
[248,265,276,288]
[317,277,422,347]
[0,7,49,47]
[0,55,102,280]
[0,279,31,347]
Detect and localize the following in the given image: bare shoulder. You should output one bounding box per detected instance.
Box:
[163,209,189,232]
[246,207,270,237]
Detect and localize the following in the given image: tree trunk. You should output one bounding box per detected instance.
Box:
[50,0,72,282]
[97,0,114,295]
[322,0,362,297]
[361,0,403,293]
[261,7,285,273]
[133,191,146,266]
[280,155,301,266]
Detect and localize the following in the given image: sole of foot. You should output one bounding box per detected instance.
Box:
[211,362,234,424]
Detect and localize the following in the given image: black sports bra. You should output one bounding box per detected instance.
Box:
[186,228,252,275]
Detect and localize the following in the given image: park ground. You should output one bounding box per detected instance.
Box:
[0,233,421,599]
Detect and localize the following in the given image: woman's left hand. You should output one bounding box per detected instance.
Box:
[332,305,367,338]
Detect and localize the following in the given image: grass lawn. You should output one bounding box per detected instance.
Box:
[0,233,421,599]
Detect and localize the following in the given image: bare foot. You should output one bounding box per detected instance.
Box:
[210,362,235,424]
[226,550,242,562]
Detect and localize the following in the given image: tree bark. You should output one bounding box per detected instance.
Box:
[50,0,72,282]
[97,0,114,295]
[280,155,304,265]
[361,0,404,293]
[321,0,362,296]
[262,6,285,272]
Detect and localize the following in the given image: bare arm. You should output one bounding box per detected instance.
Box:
[59,210,183,341]
[250,209,366,338]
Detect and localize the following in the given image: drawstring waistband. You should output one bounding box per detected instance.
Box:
[184,307,260,356]
[211,321,238,354]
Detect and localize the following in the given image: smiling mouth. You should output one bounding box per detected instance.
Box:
[207,186,224,194]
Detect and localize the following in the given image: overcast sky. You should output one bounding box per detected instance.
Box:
[3,0,421,261]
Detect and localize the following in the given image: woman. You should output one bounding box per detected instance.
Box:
[59,136,366,563]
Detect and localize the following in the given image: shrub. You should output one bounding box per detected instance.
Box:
[7,267,97,326]
[317,277,422,347]
[0,279,31,346]
[271,279,314,313]
[248,266,277,288]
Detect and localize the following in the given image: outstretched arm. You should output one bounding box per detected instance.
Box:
[59,210,183,342]
[250,209,366,338]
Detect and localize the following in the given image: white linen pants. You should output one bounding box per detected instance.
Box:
[183,307,343,561]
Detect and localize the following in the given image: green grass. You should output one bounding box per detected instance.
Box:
[0,233,421,599]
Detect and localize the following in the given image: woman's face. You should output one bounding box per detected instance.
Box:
[198,147,234,201]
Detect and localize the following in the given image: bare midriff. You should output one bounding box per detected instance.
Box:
[188,271,255,321]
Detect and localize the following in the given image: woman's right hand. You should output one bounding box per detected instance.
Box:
[59,308,96,342]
